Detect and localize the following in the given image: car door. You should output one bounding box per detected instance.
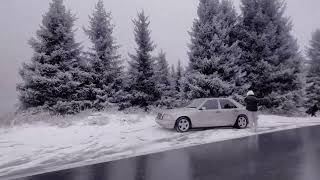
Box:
[196,99,224,127]
[218,99,238,126]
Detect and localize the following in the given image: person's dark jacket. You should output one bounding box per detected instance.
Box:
[245,95,259,112]
[312,104,319,113]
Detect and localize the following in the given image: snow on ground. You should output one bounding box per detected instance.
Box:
[0,112,319,179]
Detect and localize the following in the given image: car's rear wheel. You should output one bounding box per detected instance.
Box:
[235,115,248,129]
[175,117,191,133]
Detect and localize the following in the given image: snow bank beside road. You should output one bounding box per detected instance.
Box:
[0,113,319,179]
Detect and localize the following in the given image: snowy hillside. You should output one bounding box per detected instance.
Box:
[0,112,319,179]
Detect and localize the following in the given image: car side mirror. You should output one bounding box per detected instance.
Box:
[200,107,207,110]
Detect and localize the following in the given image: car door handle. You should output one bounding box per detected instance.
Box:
[216,111,222,113]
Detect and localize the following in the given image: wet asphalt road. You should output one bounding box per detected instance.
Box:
[8,125,320,180]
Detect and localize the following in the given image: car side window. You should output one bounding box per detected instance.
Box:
[219,99,237,109]
[202,100,219,110]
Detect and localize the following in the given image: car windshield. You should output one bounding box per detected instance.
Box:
[186,99,205,108]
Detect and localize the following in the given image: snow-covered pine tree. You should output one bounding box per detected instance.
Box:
[176,60,184,93]
[17,0,85,114]
[305,29,320,108]
[154,51,176,107]
[170,64,178,93]
[154,51,170,89]
[126,11,159,109]
[84,0,123,110]
[238,0,303,113]
[183,0,242,99]
[170,64,176,89]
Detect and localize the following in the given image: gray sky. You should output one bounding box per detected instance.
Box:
[0,0,319,114]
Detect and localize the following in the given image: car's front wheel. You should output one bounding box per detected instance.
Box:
[175,117,191,133]
[235,115,248,129]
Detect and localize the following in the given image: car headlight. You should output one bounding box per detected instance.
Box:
[157,113,164,120]
[157,113,172,120]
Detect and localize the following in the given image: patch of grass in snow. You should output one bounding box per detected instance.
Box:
[0,109,96,128]
[261,107,308,117]
[0,106,160,128]
[1,104,314,130]
[86,115,110,126]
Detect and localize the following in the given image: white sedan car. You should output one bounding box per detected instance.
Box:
[156,98,249,132]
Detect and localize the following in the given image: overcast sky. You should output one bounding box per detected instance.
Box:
[0,0,320,114]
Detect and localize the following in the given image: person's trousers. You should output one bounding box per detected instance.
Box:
[248,111,258,132]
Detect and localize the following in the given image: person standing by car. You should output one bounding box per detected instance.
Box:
[245,90,260,132]
[307,104,319,117]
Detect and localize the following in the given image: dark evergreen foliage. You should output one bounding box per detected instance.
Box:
[84,0,124,110]
[125,11,160,109]
[183,0,242,99]
[306,29,320,108]
[238,0,303,113]
[17,0,84,114]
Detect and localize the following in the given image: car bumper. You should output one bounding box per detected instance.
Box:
[155,118,175,129]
